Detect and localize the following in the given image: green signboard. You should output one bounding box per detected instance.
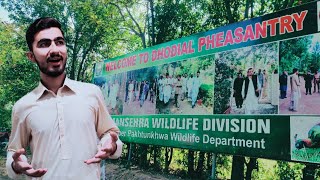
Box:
[93,1,320,164]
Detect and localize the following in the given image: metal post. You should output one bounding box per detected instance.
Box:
[127,143,133,165]
[211,153,217,180]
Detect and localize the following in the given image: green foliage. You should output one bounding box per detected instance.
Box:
[216,154,232,179]
[0,23,39,130]
[1,0,319,179]
[199,84,213,107]
[154,0,205,44]
[1,0,138,81]
[214,58,233,114]
[275,161,304,180]
[279,35,313,73]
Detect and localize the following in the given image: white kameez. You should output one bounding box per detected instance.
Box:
[242,78,259,114]
[128,83,134,103]
[163,78,171,104]
[110,83,119,108]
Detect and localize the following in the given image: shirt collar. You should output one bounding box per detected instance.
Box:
[34,77,78,100]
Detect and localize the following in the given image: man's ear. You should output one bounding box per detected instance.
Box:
[26,51,36,63]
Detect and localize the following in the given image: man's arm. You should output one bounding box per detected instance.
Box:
[241,79,245,99]
[98,130,123,159]
[84,86,123,164]
[7,149,47,178]
[6,105,28,179]
[295,75,301,86]
[6,150,27,179]
[6,104,47,178]
[256,76,261,91]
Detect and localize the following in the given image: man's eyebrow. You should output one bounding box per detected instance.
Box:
[37,37,65,44]
[37,38,51,44]
[54,37,65,41]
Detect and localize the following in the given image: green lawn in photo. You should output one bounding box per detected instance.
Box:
[291,148,320,163]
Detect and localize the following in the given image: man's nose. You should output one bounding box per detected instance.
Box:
[49,42,60,54]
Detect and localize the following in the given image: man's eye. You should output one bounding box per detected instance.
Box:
[56,40,65,46]
[39,41,51,48]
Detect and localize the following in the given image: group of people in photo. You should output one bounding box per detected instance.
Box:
[158,71,202,108]
[233,68,278,114]
[279,69,320,112]
[124,79,156,107]
[101,80,120,111]
[233,68,261,114]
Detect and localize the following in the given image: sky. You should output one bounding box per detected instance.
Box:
[0,6,11,22]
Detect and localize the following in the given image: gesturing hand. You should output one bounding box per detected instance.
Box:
[11,148,47,177]
[84,131,118,164]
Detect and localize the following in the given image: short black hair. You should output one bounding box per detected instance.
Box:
[293,68,298,73]
[26,17,64,51]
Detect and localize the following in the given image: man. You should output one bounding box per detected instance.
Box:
[140,80,148,107]
[304,70,313,95]
[174,75,183,108]
[181,73,188,101]
[257,69,264,99]
[110,80,119,111]
[163,73,171,104]
[242,68,260,114]
[158,75,164,102]
[149,79,156,103]
[313,70,320,93]
[6,17,122,179]
[261,69,268,99]
[124,79,129,102]
[191,71,201,108]
[187,74,194,101]
[290,68,301,112]
[233,72,244,108]
[279,71,288,99]
[127,80,134,103]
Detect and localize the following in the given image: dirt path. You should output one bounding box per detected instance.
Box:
[105,161,180,180]
[122,96,157,114]
[279,77,320,114]
[0,157,181,180]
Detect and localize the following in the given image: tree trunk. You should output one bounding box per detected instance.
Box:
[244,0,250,19]
[287,0,295,8]
[149,0,155,46]
[281,0,289,10]
[224,0,235,23]
[188,150,195,176]
[138,145,148,168]
[245,157,257,180]
[165,147,173,172]
[70,31,80,80]
[302,164,317,180]
[196,152,205,174]
[259,0,265,15]
[153,146,160,170]
[231,156,245,180]
[250,0,254,18]
[206,153,212,170]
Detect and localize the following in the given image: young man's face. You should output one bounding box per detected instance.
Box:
[247,69,253,76]
[28,27,67,77]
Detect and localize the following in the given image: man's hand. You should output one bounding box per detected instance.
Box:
[84,131,118,165]
[11,148,47,177]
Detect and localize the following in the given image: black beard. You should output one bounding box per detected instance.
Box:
[35,56,66,77]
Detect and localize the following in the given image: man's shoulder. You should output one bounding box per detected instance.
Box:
[13,86,40,112]
[68,79,100,94]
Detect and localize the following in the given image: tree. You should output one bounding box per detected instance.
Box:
[1,0,128,81]
[0,22,39,129]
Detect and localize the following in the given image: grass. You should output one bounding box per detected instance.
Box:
[291,148,320,163]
